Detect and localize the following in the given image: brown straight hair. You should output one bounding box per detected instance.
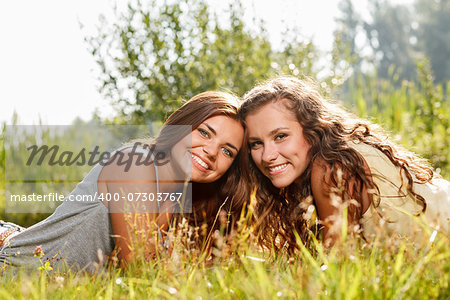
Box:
[151,91,251,250]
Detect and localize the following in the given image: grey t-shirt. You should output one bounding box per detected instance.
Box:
[0,162,115,273]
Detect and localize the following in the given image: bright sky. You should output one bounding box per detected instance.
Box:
[0,0,411,125]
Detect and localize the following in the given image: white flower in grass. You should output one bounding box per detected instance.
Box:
[55,276,64,284]
[55,276,65,287]
[429,230,437,243]
[245,255,265,262]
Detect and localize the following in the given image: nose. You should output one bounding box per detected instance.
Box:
[202,141,219,160]
[261,143,278,162]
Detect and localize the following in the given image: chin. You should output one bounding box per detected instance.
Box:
[191,171,212,183]
[192,177,213,184]
[271,178,294,189]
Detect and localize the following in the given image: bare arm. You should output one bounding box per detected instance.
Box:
[311,159,370,246]
[98,154,171,267]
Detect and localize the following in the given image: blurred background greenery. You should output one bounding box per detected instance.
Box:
[1,0,449,226]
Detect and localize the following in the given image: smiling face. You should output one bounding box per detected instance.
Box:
[171,115,244,183]
[245,99,311,188]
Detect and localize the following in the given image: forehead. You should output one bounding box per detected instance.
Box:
[200,114,244,142]
[201,114,240,127]
[247,100,297,122]
[245,100,300,135]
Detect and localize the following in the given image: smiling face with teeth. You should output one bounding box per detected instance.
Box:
[170,115,244,183]
[245,99,311,188]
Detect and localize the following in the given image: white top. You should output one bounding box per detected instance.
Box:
[348,141,449,241]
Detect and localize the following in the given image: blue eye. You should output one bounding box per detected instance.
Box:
[198,128,209,138]
[222,147,233,158]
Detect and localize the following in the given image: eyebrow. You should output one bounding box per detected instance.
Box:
[205,123,216,136]
[204,123,239,152]
[248,127,289,141]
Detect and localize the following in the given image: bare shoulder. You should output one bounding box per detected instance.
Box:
[99,148,157,182]
[310,157,337,246]
[99,149,164,266]
[311,154,372,216]
[311,157,332,195]
[98,149,158,209]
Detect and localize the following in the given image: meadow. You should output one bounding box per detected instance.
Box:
[0,70,449,298]
[0,214,448,299]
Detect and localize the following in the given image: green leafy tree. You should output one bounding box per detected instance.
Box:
[331,0,364,99]
[85,0,318,124]
[333,0,361,75]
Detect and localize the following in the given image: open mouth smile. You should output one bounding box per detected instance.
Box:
[192,154,210,171]
[268,163,288,175]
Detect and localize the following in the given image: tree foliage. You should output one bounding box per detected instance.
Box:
[415,0,450,83]
[363,0,418,80]
[85,0,317,124]
[333,0,361,74]
[335,0,450,84]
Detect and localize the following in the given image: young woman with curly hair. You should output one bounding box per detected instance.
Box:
[239,76,449,250]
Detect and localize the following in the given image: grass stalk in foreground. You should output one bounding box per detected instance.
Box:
[1,212,448,299]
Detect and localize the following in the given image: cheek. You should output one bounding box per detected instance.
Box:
[299,141,311,159]
[176,133,193,149]
[250,150,261,165]
[250,150,265,173]
[294,148,310,169]
[170,141,182,157]
[189,134,200,147]
[219,158,234,174]
[279,141,294,153]
[281,140,303,158]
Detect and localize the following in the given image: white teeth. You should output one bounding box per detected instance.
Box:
[192,155,209,169]
[269,163,287,172]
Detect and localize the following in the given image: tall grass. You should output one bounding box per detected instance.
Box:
[0,67,449,298]
[0,213,448,299]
